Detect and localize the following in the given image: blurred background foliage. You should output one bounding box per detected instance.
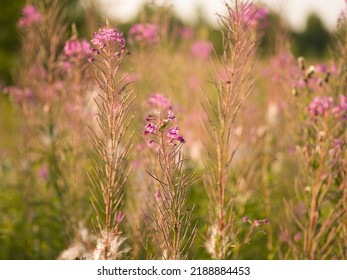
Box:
[0,0,333,85]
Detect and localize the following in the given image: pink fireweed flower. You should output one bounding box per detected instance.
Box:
[307,96,333,118]
[297,78,307,89]
[144,94,185,146]
[191,41,213,59]
[167,125,185,145]
[333,139,344,150]
[332,95,347,118]
[91,27,125,53]
[229,3,269,29]
[272,51,292,69]
[4,86,33,104]
[64,38,91,60]
[128,23,158,44]
[315,64,328,74]
[146,94,176,122]
[144,123,158,135]
[238,4,269,29]
[331,64,339,75]
[294,232,302,242]
[147,93,172,110]
[168,109,175,121]
[37,166,49,180]
[180,27,195,39]
[18,5,41,27]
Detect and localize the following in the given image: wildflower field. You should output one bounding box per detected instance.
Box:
[1,0,347,260]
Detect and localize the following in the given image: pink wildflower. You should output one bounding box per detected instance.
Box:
[4,86,33,104]
[129,23,158,44]
[168,109,175,120]
[332,95,347,118]
[296,78,307,89]
[180,27,195,39]
[331,64,339,75]
[38,166,49,180]
[144,123,158,135]
[91,27,125,53]
[243,5,269,28]
[333,139,344,150]
[307,96,333,118]
[315,64,327,74]
[191,41,213,59]
[294,232,302,242]
[144,94,184,146]
[18,5,41,27]
[231,3,269,29]
[147,93,172,109]
[167,125,185,145]
[64,39,91,60]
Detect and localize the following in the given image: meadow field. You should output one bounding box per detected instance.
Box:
[0,0,347,260]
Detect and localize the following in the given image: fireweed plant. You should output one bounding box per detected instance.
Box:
[143,94,197,260]
[59,26,94,247]
[277,15,347,259]
[88,21,135,259]
[202,0,268,259]
[281,65,347,259]
[4,0,87,257]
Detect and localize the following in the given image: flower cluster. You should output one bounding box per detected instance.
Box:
[237,3,269,29]
[91,27,125,53]
[180,27,195,39]
[307,95,347,119]
[64,39,91,60]
[315,64,328,74]
[128,23,158,44]
[307,96,333,118]
[4,86,33,105]
[167,126,185,145]
[144,123,158,135]
[37,166,49,180]
[144,94,184,146]
[290,60,338,94]
[18,5,41,28]
[332,95,347,118]
[333,138,344,150]
[146,93,172,109]
[191,41,213,59]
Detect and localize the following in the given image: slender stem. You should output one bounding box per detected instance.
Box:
[104,47,115,260]
[306,125,328,259]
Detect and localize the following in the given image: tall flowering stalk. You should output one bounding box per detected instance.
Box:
[5,1,81,257]
[202,0,265,259]
[143,94,197,260]
[334,10,347,258]
[89,21,134,260]
[283,93,347,259]
[59,26,93,245]
[279,12,347,257]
